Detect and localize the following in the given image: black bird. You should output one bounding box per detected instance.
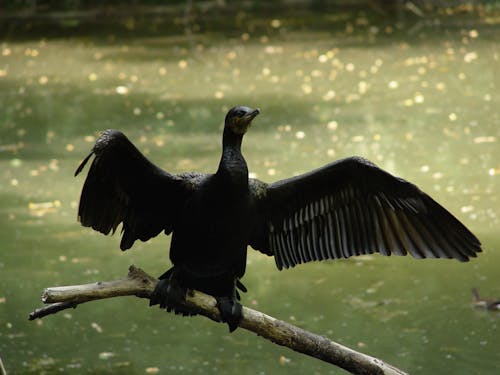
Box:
[75,105,481,331]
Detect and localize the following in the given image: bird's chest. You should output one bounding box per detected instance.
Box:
[200,192,250,243]
[173,183,253,257]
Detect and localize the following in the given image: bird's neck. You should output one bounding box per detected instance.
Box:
[216,129,248,187]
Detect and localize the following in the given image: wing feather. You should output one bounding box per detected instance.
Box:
[250,156,481,269]
[75,130,198,250]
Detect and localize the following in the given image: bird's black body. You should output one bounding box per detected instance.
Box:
[75,106,482,331]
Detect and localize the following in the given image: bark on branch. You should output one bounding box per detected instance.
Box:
[29,265,408,375]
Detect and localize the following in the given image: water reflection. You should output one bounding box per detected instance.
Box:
[1,4,500,375]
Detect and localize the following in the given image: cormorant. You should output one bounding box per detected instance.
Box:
[75,106,481,331]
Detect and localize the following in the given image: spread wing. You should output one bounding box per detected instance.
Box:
[75,129,199,250]
[249,157,481,269]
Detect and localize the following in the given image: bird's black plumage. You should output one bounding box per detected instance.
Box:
[75,105,481,331]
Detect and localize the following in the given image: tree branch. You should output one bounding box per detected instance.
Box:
[29,265,408,375]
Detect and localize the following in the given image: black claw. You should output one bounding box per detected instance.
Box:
[236,279,247,293]
[150,272,194,316]
[216,296,243,332]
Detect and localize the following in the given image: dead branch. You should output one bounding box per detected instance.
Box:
[29,265,408,375]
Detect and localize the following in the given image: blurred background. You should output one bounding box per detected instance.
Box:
[0,1,499,374]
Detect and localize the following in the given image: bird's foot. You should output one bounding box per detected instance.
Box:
[216,296,242,332]
[149,273,194,316]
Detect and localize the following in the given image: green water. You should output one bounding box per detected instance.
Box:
[1,6,499,375]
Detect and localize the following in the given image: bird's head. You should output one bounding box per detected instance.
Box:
[224,106,260,135]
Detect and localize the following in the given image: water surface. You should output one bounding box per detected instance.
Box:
[1,6,499,374]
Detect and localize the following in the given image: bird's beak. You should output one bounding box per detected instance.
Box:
[230,108,261,135]
[242,108,260,126]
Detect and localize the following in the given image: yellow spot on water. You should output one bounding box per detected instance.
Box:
[153,138,164,147]
[473,136,496,144]
[318,54,328,63]
[271,19,281,28]
[66,144,74,152]
[327,120,338,130]
[99,352,114,360]
[116,85,129,95]
[301,83,312,95]
[464,51,478,63]
[178,60,188,69]
[88,73,98,81]
[28,200,61,216]
[322,90,336,101]
[461,206,474,213]
[414,93,424,104]
[39,75,49,85]
[91,322,103,333]
[311,69,322,77]
[358,81,368,94]
[10,158,22,168]
[352,135,364,142]
[469,29,479,38]
[436,82,446,91]
[277,124,292,132]
[279,355,290,365]
[49,159,59,171]
[388,80,399,89]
